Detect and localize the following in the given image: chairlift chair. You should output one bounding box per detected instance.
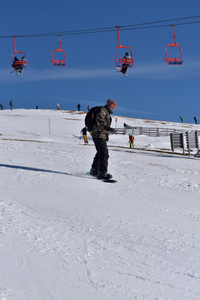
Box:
[115,26,134,69]
[164,25,183,65]
[11,36,27,71]
[52,35,66,66]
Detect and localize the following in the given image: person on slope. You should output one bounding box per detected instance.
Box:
[90,99,117,180]
[81,127,88,145]
[129,134,134,149]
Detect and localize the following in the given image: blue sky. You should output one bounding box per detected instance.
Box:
[0,0,200,123]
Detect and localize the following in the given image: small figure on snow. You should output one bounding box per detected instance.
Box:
[129,134,134,149]
[9,100,13,110]
[180,116,184,123]
[77,103,81,111]
[81,127,88,145]
[194,116,198,124]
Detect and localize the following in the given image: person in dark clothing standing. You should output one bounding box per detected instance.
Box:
[9,100,13,110]
[77,103,81,111]
[194,116,198,124]
[90,99,117,180]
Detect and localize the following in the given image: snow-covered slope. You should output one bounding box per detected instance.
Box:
[0,109,200,300]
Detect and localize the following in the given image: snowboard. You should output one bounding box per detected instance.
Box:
[84,172,117,183]
[101,179,117,183]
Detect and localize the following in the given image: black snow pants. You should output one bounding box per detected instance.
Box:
[92,138,109,174]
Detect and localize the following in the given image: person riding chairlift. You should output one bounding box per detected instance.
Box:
[12,56,23,74]
[117,52,131,77]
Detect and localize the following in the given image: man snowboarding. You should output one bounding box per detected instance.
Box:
[90,99,117,180]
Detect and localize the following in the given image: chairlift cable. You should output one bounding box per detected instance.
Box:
[0,15,200,39]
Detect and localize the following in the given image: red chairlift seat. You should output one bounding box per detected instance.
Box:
[164,25,183,65]
[11,37,27,70]
[115,26,134,69]
[52,35,66,66]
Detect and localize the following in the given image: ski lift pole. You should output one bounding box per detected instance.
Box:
[171,25,177,45]
[58,35,62,51]
[117,26,123,48]
[13,36,18,53]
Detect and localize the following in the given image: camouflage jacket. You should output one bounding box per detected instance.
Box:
[91,106,112,140]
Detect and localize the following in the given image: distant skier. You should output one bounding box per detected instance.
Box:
[77,103,81,111]
[90,98,117,180]
[180,116,183,123]
[0,104,3,110]
[194,116,198,124]
[81,127,88,145]
[129,134,134,149]
[9,100,13,110]
[57,103,60,110]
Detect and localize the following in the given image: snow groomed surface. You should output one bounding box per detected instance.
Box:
[0,109,200,300]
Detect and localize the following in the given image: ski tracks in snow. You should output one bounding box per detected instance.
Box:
[1,115,200,299]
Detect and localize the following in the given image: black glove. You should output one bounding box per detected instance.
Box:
[110,128,116,134]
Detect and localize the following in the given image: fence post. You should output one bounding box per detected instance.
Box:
[195,131,199,149]
[48,118,51,135]
[182,133,185,155]
[170,133,174,154]
[170,132,185,155]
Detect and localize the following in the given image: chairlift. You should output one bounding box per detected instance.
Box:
[11,36,27,72]
[115,26,134,69]
[164,25,183,65]
[52,35,66,66]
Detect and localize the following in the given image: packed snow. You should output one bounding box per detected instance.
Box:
[0,109,200,300]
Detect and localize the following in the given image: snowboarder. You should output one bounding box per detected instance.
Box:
[129,134,134,149]
[90,98,117,180]
[81,127,88,145]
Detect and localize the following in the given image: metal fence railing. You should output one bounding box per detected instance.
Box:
[115,126,190,137]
